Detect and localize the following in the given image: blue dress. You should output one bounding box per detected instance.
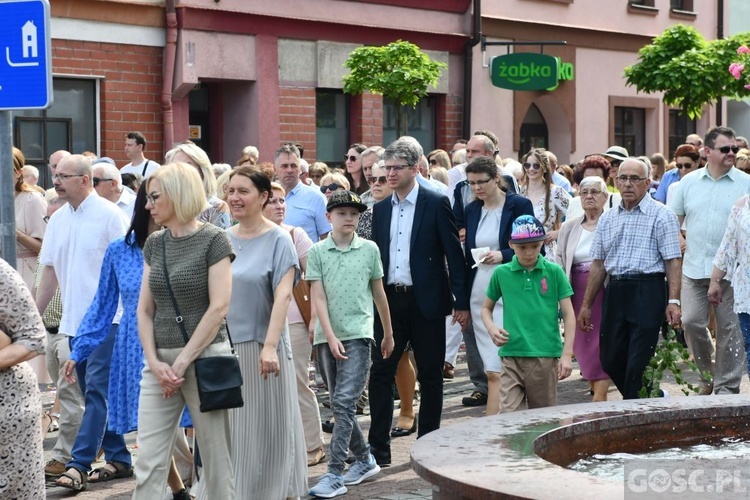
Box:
[70,236,144,435]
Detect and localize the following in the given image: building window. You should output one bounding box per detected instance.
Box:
[630,0,654,6]
[668,109,696,158]
[614,107,646,156]
[13,77,98,188]
[316,90,350,164]
[671,0,693,11]
[383,96,436,153]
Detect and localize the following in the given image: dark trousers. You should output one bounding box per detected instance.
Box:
[600,278,666,399]
[368,288,446,452]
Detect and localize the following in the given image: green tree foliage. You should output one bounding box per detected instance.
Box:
[625,25,750,119]
[343,40,446,136]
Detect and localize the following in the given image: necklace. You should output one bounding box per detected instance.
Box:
[232,220,269,251]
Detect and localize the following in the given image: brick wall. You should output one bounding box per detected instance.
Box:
[278,86,317,160]
[52,39,164,164]
[350,93,383,147]
[437,93,463,151]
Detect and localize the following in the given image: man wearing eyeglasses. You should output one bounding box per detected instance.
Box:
[36,155,131,484]
[668,126,750,395]
[579,157,682,399]
[92,160,136,218]
[368,138,469,466]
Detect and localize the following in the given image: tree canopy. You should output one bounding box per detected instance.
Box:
[624,25,750,119]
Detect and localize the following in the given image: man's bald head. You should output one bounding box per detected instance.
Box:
[49,150,71,176]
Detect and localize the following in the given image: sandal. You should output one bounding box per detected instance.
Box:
[88,460,134,483]
[55,467,88,492]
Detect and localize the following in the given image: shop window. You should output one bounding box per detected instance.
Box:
[382,96,436,153]
[614,107,646,157]
[668,109,696,158]
[13,77,98,188]
[316,90,350,164]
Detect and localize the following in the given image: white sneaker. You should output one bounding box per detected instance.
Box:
[343,454,381,485]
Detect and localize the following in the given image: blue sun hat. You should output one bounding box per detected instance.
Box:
[510,215,546,243]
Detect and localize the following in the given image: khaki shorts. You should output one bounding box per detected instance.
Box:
[499,357,558,413]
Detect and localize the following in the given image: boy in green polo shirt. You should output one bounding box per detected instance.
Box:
[481,215,575,413]
[307,190,394,499]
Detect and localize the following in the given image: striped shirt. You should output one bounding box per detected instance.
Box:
[590,193,681,275]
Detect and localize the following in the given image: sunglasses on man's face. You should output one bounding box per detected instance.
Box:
[713,145,740,155]
[367,176,387,186]
[320,183,342,193]
[675,162,695,170]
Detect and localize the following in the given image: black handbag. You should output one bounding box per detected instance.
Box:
[161,234,244,412]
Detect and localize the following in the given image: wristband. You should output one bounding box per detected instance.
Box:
[668,299,681,306]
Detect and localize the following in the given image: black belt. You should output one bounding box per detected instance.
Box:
[47,327,59,334]
[610,273,665,281]
[387,284,413,293]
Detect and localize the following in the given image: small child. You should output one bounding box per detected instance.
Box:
[307,190,394,499]
[481,215,575,413]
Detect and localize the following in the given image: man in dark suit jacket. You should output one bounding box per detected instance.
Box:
[368,138,469,466]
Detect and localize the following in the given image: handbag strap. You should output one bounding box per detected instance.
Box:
[160,233,236,349]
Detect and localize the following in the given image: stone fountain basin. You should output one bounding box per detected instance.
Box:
[411,395,750,499]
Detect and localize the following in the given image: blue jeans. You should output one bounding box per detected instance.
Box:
[317,338,372,476]
[67,324,130,472]
[738,313,750,379]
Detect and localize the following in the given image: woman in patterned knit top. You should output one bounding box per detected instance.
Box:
[134,162,236,500]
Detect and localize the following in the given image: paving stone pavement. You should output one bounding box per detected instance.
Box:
[42,349,747,499]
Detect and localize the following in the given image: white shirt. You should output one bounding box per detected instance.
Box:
[447,163,467,190]
[40,192,130,336]
[121,159,160,178]
[117,186,137,219]
[388,182,419,286]
[567,192,622,220]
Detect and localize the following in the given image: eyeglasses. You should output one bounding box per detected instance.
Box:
[616,175,647,184]
[43,215,50,223]
[467,178,493,187]
[579,189,603,197]
[146,192,162,204]
[344,155,358,162]
[523,163,541,171]
[93,177,114,187]
[675,162,695,170]
[712,145,740,154]
[53,173,84,181]
[320,183,342,193]
[383,164,413,172]
[367,176,387,186]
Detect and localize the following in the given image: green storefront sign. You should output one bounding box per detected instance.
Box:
[490,53,574,91]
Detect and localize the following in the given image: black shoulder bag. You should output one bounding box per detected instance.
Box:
[161,234,244,412]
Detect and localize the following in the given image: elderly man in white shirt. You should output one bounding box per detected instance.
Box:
[92,160,136,218]
[36,154,130,486]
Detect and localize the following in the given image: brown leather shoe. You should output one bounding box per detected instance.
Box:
[443,361,455,379]
[45,459,66,477]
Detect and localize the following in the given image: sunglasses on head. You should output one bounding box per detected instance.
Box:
[320,183,342,193]
[522,162,541,171]
[367,176,387,186]
[713,145,740,154]
[343,154,358,162]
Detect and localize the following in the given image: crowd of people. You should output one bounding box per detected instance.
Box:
[2,125,750,499]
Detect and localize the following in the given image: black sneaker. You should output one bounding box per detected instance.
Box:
[461,391,488,407]
[322,419,334,433]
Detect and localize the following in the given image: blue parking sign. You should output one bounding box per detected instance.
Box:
[0,0,52,110]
